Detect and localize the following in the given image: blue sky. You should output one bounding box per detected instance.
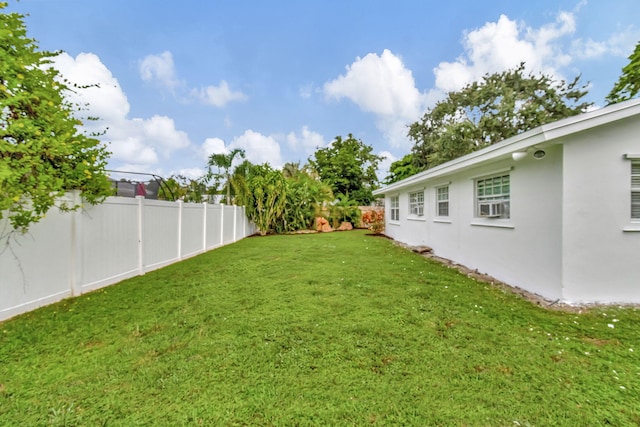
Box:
[7,0,640,180]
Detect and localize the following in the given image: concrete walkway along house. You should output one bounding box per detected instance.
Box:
[374,98,640,304]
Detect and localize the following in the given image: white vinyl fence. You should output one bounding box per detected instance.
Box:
[0,191,256,322]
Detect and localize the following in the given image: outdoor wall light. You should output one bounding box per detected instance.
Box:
[512,148,546,161]
[512,151,528,161]
[532,149,546,159]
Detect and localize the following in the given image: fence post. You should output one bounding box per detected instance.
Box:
[241,206,246,238]
[202,202,207,251]
[177,200,183,260]
[136,195,144,276]
[233,205,237,242]
[220,203,225,246]
[69,190,82,296]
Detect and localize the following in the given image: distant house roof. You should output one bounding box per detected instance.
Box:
[375,97,640,195]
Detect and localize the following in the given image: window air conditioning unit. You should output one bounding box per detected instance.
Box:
[479,201,503,218]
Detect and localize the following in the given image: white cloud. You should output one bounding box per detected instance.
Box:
[200,130,283,168]
[104,115,189,164]
[52,52,130,123]
[572,28,640,59]
[323,49,427,149]
[324,49,425,118]
[299,83,315,99]
[201,137,228,160]
[140,115,190,155]
[434,13,577,93]
[139,51,181,89]
[573,39,608,59]
[139,50,246,108]
[286,126,325,155]
[51,52,192,169]
[196,80,247,107]
[377,150,396,182]
[174,168,207,180]
[230,130,283,167]
[110,137,159,164]
[431,7,640,95]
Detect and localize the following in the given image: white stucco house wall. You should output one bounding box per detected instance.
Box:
[374,98,640,304]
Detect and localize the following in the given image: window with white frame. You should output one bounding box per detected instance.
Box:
[436,186,449,217]
[409,191,424,217]
[476,174,510,219]
[390,195,400,221]
[632,161,640,220]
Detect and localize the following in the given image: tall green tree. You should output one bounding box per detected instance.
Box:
[0,4,111,232]
[606,41,640,105]
[384,153,423,184]
[308,134,381,205]
[409,63,591,169]
[232,162,332,234]
[207,148,245,204]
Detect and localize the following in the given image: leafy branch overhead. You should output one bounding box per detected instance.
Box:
[384,154,422,185]
[407,63,592,171]
[0,3,111,232]
[606,40,640,105]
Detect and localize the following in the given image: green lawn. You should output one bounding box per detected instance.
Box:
[1,230,639,426]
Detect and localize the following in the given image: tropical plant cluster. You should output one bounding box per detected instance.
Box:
[148,136,380,235]
[169,132,384,235]
[225,161,363,236]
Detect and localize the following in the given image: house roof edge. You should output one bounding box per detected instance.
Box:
[374,98,640,195]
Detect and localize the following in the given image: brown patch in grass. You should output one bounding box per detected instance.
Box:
[496,365,514,376]
[582,337,620,347]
